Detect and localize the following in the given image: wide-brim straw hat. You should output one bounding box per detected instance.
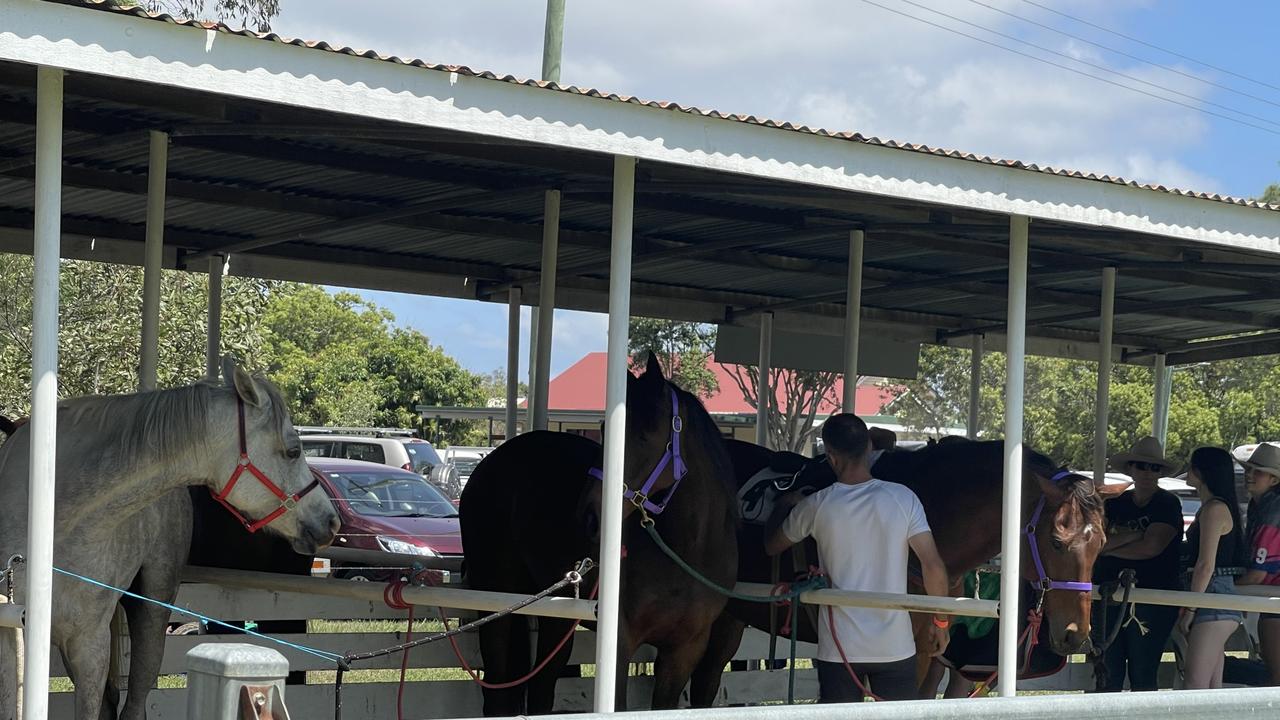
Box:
[1109,436,1177,474]
[1241,443,1280,479]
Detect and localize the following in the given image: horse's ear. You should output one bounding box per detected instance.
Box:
[1097,481,1131,499]
[644,351,665,381]
[224,357,265,408]
[1035,471,1068,503]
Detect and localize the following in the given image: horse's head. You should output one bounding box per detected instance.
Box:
[213,357,340,555]
[579,353,687,543]
[1022,453,1122,655]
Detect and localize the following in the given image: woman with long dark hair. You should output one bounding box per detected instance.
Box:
[1180,446,1247,688]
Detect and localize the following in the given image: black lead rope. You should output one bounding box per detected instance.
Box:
[333,558,594,720]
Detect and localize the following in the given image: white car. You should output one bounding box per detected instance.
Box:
[299,429,461,500]
[442,446,491,488]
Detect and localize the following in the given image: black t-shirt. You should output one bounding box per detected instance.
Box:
[1093,489,1184,591]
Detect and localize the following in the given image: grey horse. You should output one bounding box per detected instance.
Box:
[0,358,339,720]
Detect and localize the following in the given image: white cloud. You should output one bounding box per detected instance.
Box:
[273,0,1225,192]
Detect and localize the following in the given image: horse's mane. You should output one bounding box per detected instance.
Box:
[59,375,291,473]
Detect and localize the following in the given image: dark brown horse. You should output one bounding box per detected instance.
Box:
[459,355,738,715]
[688,438,1118,704]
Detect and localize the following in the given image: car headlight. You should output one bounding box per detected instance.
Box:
[376,536,439,557]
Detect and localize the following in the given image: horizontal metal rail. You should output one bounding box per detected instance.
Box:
[182,566,597,621]
[522,686,1280,720]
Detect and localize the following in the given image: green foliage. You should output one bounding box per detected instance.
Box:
[1262,183,1280,206]
[890,343,1280,469]
[628,317,719,399]
[262,287,486,443]
[113,0,281,31]
[0,258,488,446]
[0,255,275,415]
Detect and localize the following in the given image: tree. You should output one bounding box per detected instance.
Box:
[113,0,281,31]
[722,365,840,453]
[0,254,276,416]
[628,317,718,399]
[888,342,1263,470]
[262,287,487,444]
[1263,183,1280,206]
[625,317,841,453]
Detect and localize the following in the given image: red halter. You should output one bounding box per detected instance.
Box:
[212,395,321,533]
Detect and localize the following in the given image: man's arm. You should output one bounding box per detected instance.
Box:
[765,526,794,557]
[765,491,810,557]
[908,530,951,657]
[1102,522,1178,560]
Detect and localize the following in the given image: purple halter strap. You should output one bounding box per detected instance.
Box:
[588,387,687,517]
[1023,470,1094,594]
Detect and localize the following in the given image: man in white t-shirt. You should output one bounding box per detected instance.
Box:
[766,413,951,702]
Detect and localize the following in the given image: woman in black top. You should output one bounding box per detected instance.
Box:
[1180,446,1246,688]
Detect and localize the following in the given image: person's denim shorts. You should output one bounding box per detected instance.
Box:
[1192,574,1244,625]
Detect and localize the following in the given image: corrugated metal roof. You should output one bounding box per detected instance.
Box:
[54,0,1280,214]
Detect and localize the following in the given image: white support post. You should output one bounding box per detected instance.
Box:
[968,334,983,440]
[595,155,635,714]
[205,255,223,381]
[842,229,865,413]
[998,214,1030,698]
[527,314,538,430]
[506,287,522,441]
[1093,267,1117,482]
[1153,353,1171,446]
[756,312,773,449]
[533,190,561,432]
[139,130,167,391]
[23,65,63,720]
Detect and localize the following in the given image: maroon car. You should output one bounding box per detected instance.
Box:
[308,457,462,582]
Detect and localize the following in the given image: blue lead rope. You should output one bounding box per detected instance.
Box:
[51,566,344,663]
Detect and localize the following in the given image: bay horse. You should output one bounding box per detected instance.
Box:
[0,358,339,720]
[688,438,1118,704]
[459,354,738,715]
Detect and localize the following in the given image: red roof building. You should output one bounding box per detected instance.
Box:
[541,352,897,417]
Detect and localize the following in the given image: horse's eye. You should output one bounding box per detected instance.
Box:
[1051,538,1065,551]
[286,447,301,460]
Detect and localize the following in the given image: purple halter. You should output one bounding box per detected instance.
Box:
[589,387,688,517]
[1024,470,1094,594]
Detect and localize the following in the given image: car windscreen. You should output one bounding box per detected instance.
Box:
[326,471,456,518]
[405,443,443,474]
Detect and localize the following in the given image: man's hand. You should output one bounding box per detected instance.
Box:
[777,490,807,509]
[922,623,950,657]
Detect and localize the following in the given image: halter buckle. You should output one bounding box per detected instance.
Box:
[672,416,683,433]
[628,490,649,510]
[238,456,250,467]
[282,496,298,510]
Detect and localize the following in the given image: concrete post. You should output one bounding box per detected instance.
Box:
[186,643,291,720]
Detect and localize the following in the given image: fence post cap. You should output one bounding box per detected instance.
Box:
[185,642,289,679]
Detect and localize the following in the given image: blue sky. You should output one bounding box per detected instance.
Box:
[281,1,1280,377]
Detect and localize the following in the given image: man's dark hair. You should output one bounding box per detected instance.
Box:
[821,413,870,460]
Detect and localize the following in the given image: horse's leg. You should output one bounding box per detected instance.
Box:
[116,595,170,720]
[477,614,530,717]
[688,611,746,707]
[650,627,712,710]
[612,624,638,712]
[524,617,575,715]
[65,624,112,720]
